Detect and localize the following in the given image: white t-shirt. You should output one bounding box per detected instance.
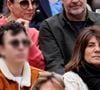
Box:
[15,77,22,90]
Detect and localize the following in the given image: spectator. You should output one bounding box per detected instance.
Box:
[30,0,63,29]
[31,72,64,90]
[65,26,100,90]
[0,21,42,90]
[39,0,100,74]
[0,0,45,69]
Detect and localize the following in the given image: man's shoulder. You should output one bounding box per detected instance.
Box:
[30,67,43,83]
[44,13,62,24]
[31,66,43,74]
[88,11,100,22]
[89,11,100,17]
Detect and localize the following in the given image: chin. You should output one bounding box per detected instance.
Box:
[15,59,26,64]
[24,16,33,21]
[70,8,85,15]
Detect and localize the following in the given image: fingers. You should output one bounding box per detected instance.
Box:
[39,71,52,77]
[16,18,29,30]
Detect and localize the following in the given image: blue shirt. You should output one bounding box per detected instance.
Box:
[49,0,63,16]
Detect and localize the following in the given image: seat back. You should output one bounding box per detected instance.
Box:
[92,0,100,11]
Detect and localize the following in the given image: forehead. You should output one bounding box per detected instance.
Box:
[88,36,99,43]
[4,31,27,41]
[15,0,34,2]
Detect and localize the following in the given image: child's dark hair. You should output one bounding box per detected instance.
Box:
[0,21,27,45]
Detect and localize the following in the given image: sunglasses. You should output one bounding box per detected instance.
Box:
[9,39,31,48]
[17,0,38,9]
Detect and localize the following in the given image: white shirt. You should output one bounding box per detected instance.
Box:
[15,77,22,90]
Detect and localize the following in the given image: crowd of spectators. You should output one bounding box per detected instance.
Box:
[0,0,100,90]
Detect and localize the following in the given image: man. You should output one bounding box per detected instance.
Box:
[39,0,100,74]
[0,21,42,89]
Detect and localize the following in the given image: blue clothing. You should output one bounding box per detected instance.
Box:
[49,0,63,16]
[70,21,86,32]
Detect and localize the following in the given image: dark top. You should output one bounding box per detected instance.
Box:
[70,21,86,32]
[76,60,100,90]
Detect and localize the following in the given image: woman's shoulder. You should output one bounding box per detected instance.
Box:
[63,71,88,90]
[63,71,82,81]
[0,16,7,26]
[28,28,39,39]
[28,28,39,35]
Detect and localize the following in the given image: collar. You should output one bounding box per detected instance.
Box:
[0,58,31,87]
[60,10,96,27]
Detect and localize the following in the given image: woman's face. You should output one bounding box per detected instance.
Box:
[84,36,100,66]
[8,0,37,21]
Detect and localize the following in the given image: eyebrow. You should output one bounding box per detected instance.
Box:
[88,42,95,44]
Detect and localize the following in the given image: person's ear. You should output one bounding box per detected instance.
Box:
[7,0,14,12]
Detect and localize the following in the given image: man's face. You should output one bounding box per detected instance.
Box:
[8,0,38,21]
[1,31,30,64]
[62,0,87,15]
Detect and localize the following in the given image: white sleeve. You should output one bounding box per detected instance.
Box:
[63,71,88,90]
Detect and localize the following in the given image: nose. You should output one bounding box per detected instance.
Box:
[18,43,25,51]
[28,2,33,10]
[95,45,100,53]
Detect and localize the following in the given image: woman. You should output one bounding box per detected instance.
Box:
[31,72,65,90]
[64,25,100,90]
[0,0,45,69]
[0,21,42,90]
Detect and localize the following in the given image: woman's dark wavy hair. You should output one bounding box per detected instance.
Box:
[65,25,100,72]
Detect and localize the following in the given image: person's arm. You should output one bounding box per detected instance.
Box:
[28,28,45,70]
[0,77,4,89]
[39,21,65,74]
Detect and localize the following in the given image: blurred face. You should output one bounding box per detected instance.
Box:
[84,36,100,66]
[1,31,30,64]
[8,0,38,21]
[40,80,63,90]
[62,0,87,15]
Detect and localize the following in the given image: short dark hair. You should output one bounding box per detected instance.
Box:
[0,21,27,45]
[65,25,100,72]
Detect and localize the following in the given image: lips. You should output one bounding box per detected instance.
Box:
[71,5,81,9]
[92,56,100,60]
[25,12,33,15]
